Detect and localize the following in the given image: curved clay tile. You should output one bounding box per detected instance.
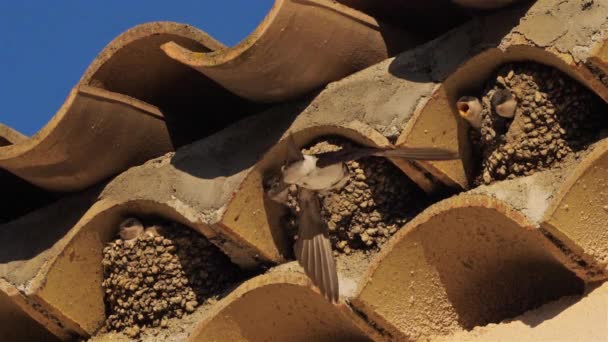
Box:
[0,124,27,146]
[0,22,261,193]
[336,1,534,41]
[79,22,263,147]
[98,35,477,270]
[351,194,595,341]
[0,189,100,339]
[0,86,171,192]
[541,138,608,277]
[0,186,244,338]
[99,108,398,268]
[187,264,377,341]
[161,0,420,102]
[3,149,604,340]
[98,62,460,269]
[0,106,407,335]
[0,125,56,222]
[0,279,63,341]
[465,150,608,282]
[0,184,377,339]
[2,112,386,336]
[0,82,428,338]
[391,0,608,190]
[336,0,470,38]
[436,282,608,342]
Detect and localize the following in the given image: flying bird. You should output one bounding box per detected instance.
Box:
[268,135,458,203]
[267,134,459,302]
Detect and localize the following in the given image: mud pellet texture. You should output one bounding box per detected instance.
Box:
[102,221,240,337]
[283,138,429,255]
[474,63,608,185]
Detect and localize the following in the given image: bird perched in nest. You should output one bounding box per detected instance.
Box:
[266,135,458,303]
[457,96,483,129]
[457,89,518,130]
[491,89,518,119]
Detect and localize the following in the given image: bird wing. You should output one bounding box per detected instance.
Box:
[285,133,304,163]
[266,133,304,205]
[294,188,339,303]
[316,146,458,167]
[297,162,349,191]
[283,155,319,184]
[372,147,459,160]
[267,182,290,204]
[315,147,378,168]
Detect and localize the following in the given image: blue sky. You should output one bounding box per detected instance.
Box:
[0,1,273,136]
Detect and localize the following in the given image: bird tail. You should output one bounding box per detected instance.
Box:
[316,146,458,167]
[295,188,339,303]
[371,147,459,160]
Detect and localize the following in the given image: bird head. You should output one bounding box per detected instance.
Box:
[119,217,144,241]
[457,96,483,129]
[491,89,517,118]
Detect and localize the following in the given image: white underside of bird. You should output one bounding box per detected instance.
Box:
[282,154,349,191]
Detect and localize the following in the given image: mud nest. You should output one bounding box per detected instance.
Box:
[472,62,608,185]
[102,219,240,337]
[279,138,429,255]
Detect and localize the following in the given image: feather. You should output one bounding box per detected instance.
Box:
[297,162,348,191]
[295,188,339,302]
[281,156,349,192]
[266,133,306,205]
[371,147,459,160]
[313,236,323,287]
[283,155,319,184]
[315,146,458,168]
[285,133,304,163]
[267,180,290,204]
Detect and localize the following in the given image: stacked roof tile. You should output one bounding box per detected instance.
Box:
[1,0,607,341]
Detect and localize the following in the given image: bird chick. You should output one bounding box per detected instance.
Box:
[119,217,144,241]
[144,225,164,238]
[457,96,483,129]
[491,89,517,118]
